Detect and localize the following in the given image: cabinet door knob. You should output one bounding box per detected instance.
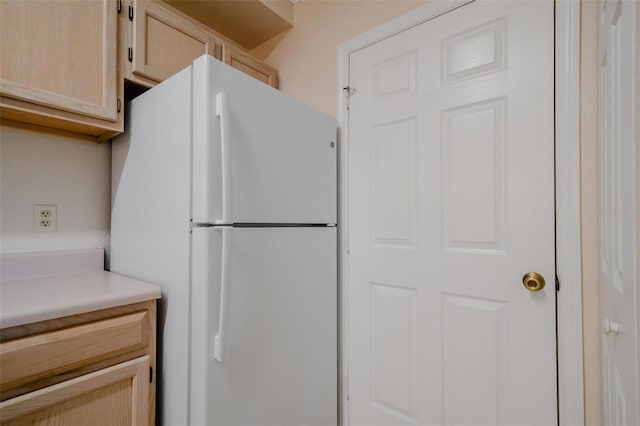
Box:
[602,318,622,335]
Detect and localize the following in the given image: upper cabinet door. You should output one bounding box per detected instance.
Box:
[222,43,279,89]
[132,0,217,83]
[0,0,118,122]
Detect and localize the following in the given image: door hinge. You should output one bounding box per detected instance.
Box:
[128,4,134,21]
[117,0,122,14]
[149,367,153,383]
[117,98,121,113]
[343,86,355,110]
[128,47,133,62]
[345,377,350,400]
[555,275,560,291]
[343,86,356,97]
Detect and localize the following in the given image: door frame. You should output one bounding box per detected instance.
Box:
[336,1,583,425]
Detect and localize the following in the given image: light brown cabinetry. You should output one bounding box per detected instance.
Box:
[123,1,278,89]
[223,44,279,88]
[0,301,156,425]
[0,0,279,141]
[0,0,123,141]
[126,0,218,86]
[0,357,149,426]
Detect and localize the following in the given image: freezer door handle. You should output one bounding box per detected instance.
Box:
[214,227,231,361]
[215,92,233,225]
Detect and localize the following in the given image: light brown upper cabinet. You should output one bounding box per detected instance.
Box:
[124,1,278,89]
[127,0,218,86]
[222,43,279,89]
[0,0,122,141]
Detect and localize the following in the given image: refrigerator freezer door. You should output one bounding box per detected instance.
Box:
[192,55,337,225]
[191,226,337,426]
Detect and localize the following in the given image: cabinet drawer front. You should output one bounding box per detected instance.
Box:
[0,311,149,391]
[0,355,150,425]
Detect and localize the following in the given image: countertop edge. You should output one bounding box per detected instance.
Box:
[1,271,162,330]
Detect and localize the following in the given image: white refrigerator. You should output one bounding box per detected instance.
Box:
[111,55,337,426]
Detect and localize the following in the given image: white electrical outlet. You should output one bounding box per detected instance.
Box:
[33,204,57,232]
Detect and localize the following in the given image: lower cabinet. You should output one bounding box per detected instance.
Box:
[0,300,156,426]
[0,356,149,426]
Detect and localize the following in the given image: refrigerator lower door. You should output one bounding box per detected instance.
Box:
[191,226,337,426]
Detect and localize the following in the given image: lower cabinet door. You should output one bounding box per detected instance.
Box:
[0,356,150,426]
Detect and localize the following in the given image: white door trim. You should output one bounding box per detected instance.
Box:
[336,1,583,425]
[554,1,584,424]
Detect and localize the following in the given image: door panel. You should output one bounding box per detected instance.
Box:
[442,97,506,252]
[192,56,336,225]
[191,227,337,426]
[599,0,639,424]
[347,1,556,424]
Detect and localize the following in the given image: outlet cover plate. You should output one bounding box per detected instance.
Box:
[33,204,57,232]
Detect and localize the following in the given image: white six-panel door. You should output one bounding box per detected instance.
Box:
[599,1,639,424]
[347,1,556,424]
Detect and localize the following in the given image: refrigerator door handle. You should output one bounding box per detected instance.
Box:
[215,92,233,225]
[214,226,231,361]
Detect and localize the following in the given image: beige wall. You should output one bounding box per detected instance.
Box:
[257,0,603,423]
[580,1,602,424]
[252,0,426,118]
[0,124,110,256]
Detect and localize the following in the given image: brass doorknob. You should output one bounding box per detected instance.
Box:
[522,272,545,292]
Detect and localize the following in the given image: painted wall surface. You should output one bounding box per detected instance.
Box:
[251,0,426,118]
[0,124,110,255]
[256,0,603,424]
[580,1,602,424]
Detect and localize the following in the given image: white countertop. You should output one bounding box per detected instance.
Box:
[0,249,161,329]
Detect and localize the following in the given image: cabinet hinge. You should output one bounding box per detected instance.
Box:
[128,4,134,21]
[117,0,121,14]
[149,367,153,383]
[117,98,121,113]
[555,275,560,291]
[128,47,133,62]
